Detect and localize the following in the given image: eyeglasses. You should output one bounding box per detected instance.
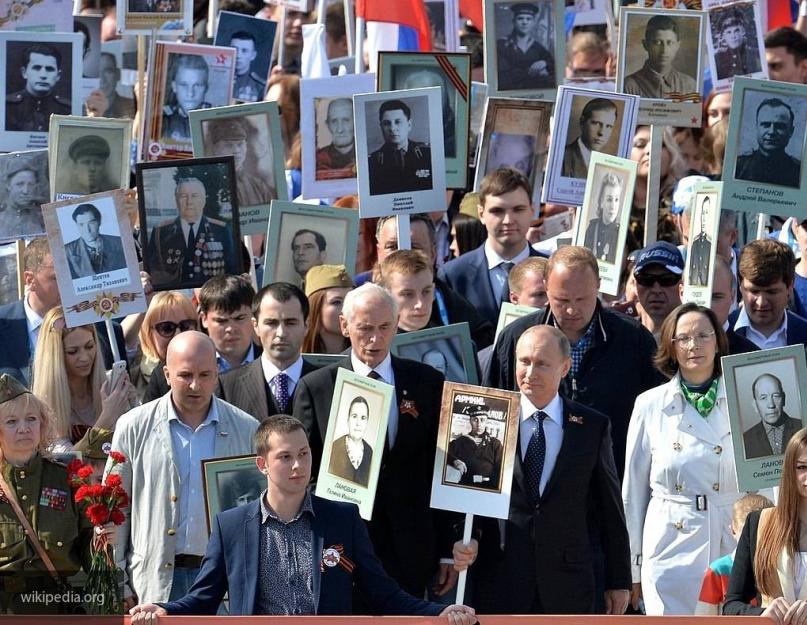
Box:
[672,331,715,347]
[634,272,680,288]
[153,319,198,338]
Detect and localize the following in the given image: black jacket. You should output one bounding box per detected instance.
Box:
[723,509,765,615]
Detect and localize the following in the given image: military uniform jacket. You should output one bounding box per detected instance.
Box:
[315,143,356,180]
[161,102,212,143]
[233,71,266,102]
[714,45,760,80]
[496,36,555,90]
[6,90,70,132]
[368,141,432,195]
[623,62,697,99]
[0,203,45,240]
[584,218,619,264]
[447,433,502,489]
[735,150,801,188]
[688,233,711,287]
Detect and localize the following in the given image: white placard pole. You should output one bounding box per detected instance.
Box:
[15,240,25,300]
[278,5,288,68]
[244,234,258,290]
[756,213,767,240]
[396,215,411,250]
[644,124,663,246]
[354,16,365,74]
[105,319,122,362]
[454,512,474,605]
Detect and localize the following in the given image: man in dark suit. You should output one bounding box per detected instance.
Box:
[64,203,126,279]
[439,167,545,324]
[561,98,617,179]
[293,282,454,600]
[219,282,317,421]
[128,416,476,622]
[454,325,630,614]
[743,373,802,459]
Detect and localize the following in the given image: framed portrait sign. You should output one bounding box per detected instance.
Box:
[0,31,82,152]
[117,0,193,35]
[483,0,565,100]
[572,152,637,296]
[202,454,265,533]
[48,115,132,202]
[0,246,19,306]
[353,86,447,219]
[0,0,73,32]
[616,7,706,127]
[301,353,344,368]
[190,101,287,236]
[315,368,394,520]
[682,180,722,308]
[261,201,359,288]
[0,150,49,242]
[543,86,640,208]
[494,302,537,343]
[299,73,375,200]
[42,189,145,328]
[391,323,479,385]
[704,0,766,91]
[571,0,612,27]
[75,15,102,82]
[213,11,277,103]
[136,156,244,291]
[142,41,236,162]
[721,77,807,218]
[468,81,488,168]
[377,51,472,189]
[425,0,461,52]
[430,382,520,519]
[100,39,137,108]
[723,345,807,492]
[474,97,551,209]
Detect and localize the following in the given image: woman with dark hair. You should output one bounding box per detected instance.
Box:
[449,213,487,259]
[623,302,744,615]
[724,428,807,621]
[328,395,373,487]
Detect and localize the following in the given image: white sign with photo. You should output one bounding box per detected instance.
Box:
[682,180,722,308]
[704,0,767,91]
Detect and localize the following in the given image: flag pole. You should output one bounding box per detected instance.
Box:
[354,15,365,74]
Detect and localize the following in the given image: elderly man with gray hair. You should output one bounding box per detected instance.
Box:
[293,282,456,600]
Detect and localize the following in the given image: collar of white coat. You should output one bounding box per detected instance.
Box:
[659,373,727,416]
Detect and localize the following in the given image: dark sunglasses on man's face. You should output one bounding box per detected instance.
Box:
[634,272,680,288]
[154,319,198,338]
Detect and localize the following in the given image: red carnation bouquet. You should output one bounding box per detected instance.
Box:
[68,451,129,615]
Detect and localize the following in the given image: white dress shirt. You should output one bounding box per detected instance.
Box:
[484,241,531,301]
[351,351,399,446]
[519,392,564,495]
[733,306,788,349]
[261,353,304,399]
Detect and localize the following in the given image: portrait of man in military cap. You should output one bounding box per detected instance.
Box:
[0,151,48,242]
[315,97,356,181]
[710,6,761,80]
[6,42,71,132]
[447,405,504,490]
[63,202,126,280]
[228,31,266,103]
[366,97,433,196]
[62,135,115,197]
[162,54,213,145]
[494,2,555,91]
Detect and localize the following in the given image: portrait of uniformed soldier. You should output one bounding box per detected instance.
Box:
[96,53,135,119]
[6,43,71,132]
[367,98,433,195]
[161,54,212,145]
[145,170,238,288]
[712,8,761,80]
[291,228,326,281]
[562,98,617,179]
[688,195,712,287]
[584,171,622,264]
[743,372,803,460]
[496,2,555,91]
[329,395,374,488]
[228,31,266,102]
[315,97,356,180]
[447,406,504,490]
[735,97,803,188]
[204,117,276,207]
[399,68,457,158]
[0,158,47,240]
[60,135,115,197]
[623,15,697,99]
[64,202,127,280]
[485,132,535,177]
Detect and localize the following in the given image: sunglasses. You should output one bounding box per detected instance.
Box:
[634,272,680,288]
[153,319,198,338]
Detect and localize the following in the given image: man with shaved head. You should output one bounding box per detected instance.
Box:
[106,330,259,609]
[742,372,802,459]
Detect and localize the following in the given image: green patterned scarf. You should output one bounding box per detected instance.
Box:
[679,377,720,418]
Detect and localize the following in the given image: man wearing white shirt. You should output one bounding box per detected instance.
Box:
[219,282,317,421]
[453,325,630,614]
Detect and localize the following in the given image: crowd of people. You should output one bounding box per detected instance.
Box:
[4,0,807,622]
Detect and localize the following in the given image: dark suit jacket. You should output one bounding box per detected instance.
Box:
[293,355,448,595]
[218,357,318,421]
[472,398,630,614]
[727,328,759,355]
[742,413,802,459]
[159,496,444,616]
[438,244,546,324]
[561,139,587,179]
[723,509,765,615]
[329,436,372,487]
[65,234,127,279]
[688,233,711,287]
[729,309,807,349]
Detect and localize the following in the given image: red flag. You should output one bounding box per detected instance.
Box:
[356,0,433,51]
[767,0,796,30]
[459,0,483,31]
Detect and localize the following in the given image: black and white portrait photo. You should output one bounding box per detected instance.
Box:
[137,158,242,290]
[216,467,266,509]
[733,90,807,189]
[214,12,277,103]
[561,97,620,179]
[0,151,49,242]
[393,331,474,384]
[688,193,713,287]
[52,125,128,200]
[493,1,556,91]
[425,0,448,51]
[315,97,356,181]
[709,3,761,81]
[59,202,126,280]
[97,45,136,119]
[742,372,802,460]
[583,168,624,264]
[328,395,374,488]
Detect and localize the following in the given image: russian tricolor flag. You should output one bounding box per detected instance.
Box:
[766,0,798,29]
[357,0,433,71]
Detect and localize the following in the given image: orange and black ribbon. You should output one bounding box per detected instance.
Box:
[435,54,468,101]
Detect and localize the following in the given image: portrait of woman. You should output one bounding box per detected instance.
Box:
[328,395,373,487]
[584,171,623,264]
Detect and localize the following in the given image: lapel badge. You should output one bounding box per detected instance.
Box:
[219,431,229,437]
[568,414,584,425]
[322,547,341,568]
[673,442,682,451]
[400,398,418,418]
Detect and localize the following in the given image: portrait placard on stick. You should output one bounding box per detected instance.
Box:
[117,0,193,35]
[543,86,640,208]
[202,454,265,534]
[494,302,537,343]
[468,81,488,168]
[704,0,766,91]
[0,0,72,31]
[572,152,636,296]
[213,11,277,103]
[316,368,393,520]
[391,323,479,385]
[42,189,145,328]
[425,0,460,52]
[721,76,807,219]
[682,180,722,308]
[430,382,520,519]
[0,150,49,243]
[353,86,446,219]
[723,346,807,492]
[616,7,706,127]
[190,101,287,235]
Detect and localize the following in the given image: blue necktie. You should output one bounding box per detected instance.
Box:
[524,411,547,503]
[274,373,290,413]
